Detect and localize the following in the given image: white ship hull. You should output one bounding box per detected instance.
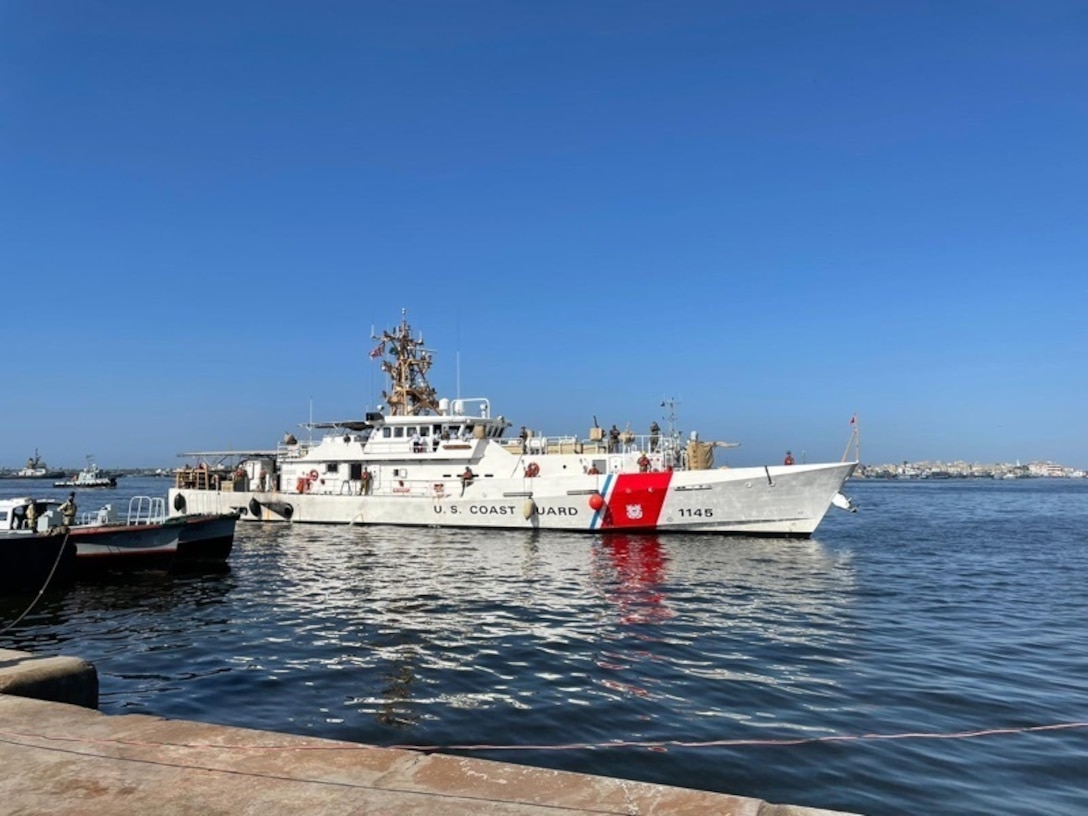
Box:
[170,461,855,537]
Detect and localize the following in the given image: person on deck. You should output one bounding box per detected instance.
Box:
[649,421,660,452]
[608,425,620,453]
[59,492,77,527]
[25,499,38,531]
[784,450,795,466]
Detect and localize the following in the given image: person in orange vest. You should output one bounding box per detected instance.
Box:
[783,450,795,465]
[637,453,651,472]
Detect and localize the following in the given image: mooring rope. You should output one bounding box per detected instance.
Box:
[0,529,73,635]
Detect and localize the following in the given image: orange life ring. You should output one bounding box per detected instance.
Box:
[525,462,540,478]
[309,469,319,481]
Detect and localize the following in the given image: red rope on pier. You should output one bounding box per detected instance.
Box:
[2,721,1087,754]
[390,721,1088,751]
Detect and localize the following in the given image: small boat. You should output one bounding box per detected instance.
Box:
[54,457,119,488]
[0,449,65,480]
[0,495,237,573]
[169,311,858,537]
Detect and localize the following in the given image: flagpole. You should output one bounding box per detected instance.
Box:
[842,414,859,463]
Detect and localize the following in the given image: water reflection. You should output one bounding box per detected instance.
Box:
[592,535,672,625]
[1,520,859,743]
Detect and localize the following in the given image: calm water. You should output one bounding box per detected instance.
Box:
[2,476,1087,815]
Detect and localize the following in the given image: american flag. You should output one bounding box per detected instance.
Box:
[369,342,384,359]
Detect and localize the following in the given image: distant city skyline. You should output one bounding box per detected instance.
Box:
[2,4,1085,469]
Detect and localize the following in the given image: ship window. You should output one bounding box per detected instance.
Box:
[327,463,339,474]
[420,426,430,437]
[394,427,404,438]
[382,427,392,438]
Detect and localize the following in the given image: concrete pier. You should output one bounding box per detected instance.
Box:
[0,649,857,815]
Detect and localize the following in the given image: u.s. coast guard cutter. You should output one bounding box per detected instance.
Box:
[169,312,856,536]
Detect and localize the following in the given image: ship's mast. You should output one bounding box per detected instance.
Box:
[661,397,680,442]
[374,309,440,416]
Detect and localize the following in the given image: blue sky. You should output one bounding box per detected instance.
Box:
[2,1,1085,469]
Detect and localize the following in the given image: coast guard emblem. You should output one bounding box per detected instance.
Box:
[625,504,644,520]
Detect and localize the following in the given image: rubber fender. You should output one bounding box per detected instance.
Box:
[173,493,187,512]
[282,503,294,520]
[522,499,537,520]
[248,498,261,518]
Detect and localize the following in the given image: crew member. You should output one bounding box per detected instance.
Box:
[59,491,77,527]
[784,450,795,466]
[25,499,38,531]
[637,453,651,472]
[649,421,660,452]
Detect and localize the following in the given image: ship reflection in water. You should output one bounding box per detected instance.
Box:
[593,535,672,626]
[1,523,857,737]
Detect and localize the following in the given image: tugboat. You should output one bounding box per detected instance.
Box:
[169,310,857,536]
[54,457,119,489]
[1,449,65,480]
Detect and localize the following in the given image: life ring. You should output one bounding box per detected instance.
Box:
[309,469,319,481]
[524,462,540,478]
